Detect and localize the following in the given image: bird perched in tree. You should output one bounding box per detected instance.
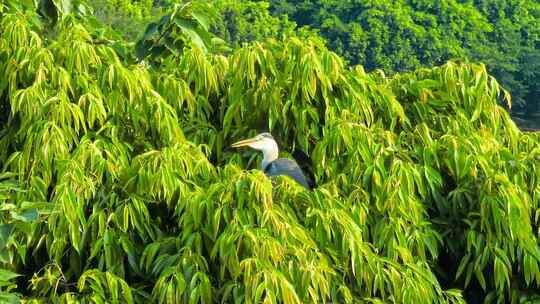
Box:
[231,132,313,190]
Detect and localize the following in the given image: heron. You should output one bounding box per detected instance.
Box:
[231,132,313,190]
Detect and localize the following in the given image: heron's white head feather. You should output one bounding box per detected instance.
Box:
[231,133,280,170]
[249,135,279,169]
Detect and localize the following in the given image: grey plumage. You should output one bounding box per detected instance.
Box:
[263,158,312,189]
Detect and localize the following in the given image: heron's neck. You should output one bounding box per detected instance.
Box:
[261,144,279,170]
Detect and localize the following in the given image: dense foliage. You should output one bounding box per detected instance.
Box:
[211,0,297,50]
[268,0,540,122]
[1,1,540,303]
[90,0,158,41]
[87,0,540,126]
[83,0,540,127]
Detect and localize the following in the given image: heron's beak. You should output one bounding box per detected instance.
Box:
[231,137,258,148]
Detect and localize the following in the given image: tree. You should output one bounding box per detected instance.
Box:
[268,0,540,127]
[1,1,540,303]
[211,0,296,49]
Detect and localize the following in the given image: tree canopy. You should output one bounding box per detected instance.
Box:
[267,0,540,125]
[1,0,540,303]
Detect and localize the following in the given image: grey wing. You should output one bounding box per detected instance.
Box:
[264,158,311,189]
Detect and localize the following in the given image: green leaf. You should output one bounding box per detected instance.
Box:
[11,209,38,222]
[0,293,20,304]
[191,10,210,31]
[0,269,20,282]
[0,225,14,250]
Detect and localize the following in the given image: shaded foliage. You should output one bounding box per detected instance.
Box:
[211,0,297,49]
[89,0,159,41]
[135,1,224,63]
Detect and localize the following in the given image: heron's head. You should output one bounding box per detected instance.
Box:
[231,132,278,152]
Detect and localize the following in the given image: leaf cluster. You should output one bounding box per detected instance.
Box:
[268,0,540,124]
